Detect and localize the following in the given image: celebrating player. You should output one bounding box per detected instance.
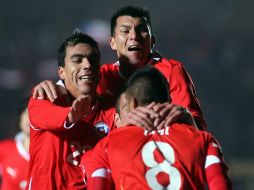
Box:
[33,5,206,130]
[82,67,232,190]
[26,31,116,190]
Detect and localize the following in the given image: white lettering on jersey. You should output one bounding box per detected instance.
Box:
[144,127,170,136]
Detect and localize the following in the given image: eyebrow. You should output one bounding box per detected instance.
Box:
[70,54,84,59]
[119,24,131,28]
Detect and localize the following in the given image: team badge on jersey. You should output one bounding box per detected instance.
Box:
[94,122,109,136]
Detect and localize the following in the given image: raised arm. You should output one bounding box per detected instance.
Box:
[29,94,91,131]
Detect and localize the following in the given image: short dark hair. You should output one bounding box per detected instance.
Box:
[125,66,170,106]
[110,6,152,36]
[57,29,100,67]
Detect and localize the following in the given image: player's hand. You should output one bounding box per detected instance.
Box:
[118,102,160,131]
[152,102,197,129]
[67,95,92,124]
[32,80,66,102]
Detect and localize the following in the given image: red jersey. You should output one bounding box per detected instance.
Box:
[97,51,207,130]
[82,124,232,190]
[0,133,29,190]
[27,94,116,190]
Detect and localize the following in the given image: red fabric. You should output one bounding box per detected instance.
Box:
[87,177,113,190]
[97,54,207,130]
[83,124,231,190]
[0,139,29,190]
[206,164,232,190]
[26,95,116,190]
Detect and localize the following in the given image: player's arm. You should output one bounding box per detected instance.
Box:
[28,95,91,131]
[81,137,114,190]
[169,62,207,130]
[205,137,232,190]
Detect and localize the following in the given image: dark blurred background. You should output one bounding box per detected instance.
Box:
[0,0,253,188]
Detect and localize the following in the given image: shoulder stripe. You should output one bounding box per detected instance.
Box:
[205,155,221,168]
[91,168,112,180]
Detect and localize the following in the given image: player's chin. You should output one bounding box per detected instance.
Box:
[129,58,144,67]
[79,86,96,95]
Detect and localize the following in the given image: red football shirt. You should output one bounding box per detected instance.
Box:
[82,124,231,190]
[97,51,207,130]
[0,133,29,190]
[26,94,116,190]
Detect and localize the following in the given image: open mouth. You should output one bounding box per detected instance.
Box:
[128,45,142,51]
[79,75,94,82]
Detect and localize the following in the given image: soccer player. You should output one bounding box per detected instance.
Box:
[0,98,30,190]
[26,31,116,190]
[33,5,206,130]
[82,67,232,190]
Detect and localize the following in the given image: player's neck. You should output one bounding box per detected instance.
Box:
[22,134,30,152]
[118,63,138,78]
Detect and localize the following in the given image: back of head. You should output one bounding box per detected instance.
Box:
[57,29,100,67]
[110,5,152,36]
[125,66,170,106]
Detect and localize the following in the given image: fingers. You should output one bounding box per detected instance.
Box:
[150,103,192,129]
[146,102,156,109]
[164,106,190,127]
[135,106,160,118]
[69,95,92,123]
[164,106,182,127]
[73,95,92,112]
[121,112,154,131]
[32,80,58,102]
[152,103,174,127]
[120,106,160,131]
[43,81,58,102]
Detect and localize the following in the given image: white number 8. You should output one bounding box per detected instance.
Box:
[142,141,181,190]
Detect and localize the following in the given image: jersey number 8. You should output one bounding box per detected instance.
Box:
[142,141,181,190]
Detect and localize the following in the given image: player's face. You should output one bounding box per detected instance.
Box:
[110,16,153,68]
[20,108,30,135]
[58,43,100,98]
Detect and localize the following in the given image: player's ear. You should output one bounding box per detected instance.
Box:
[109,37,117,50]
[114,113,121,128]
[58,67,65,80]
[130,96,138,110]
